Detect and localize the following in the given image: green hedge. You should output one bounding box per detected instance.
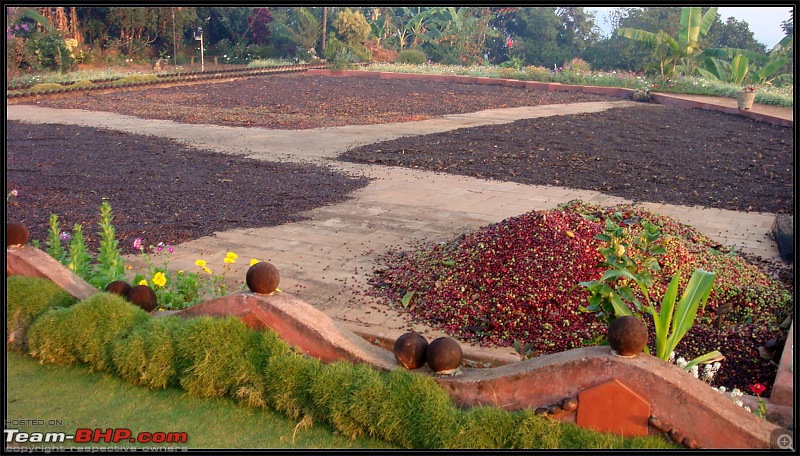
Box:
[7,276,77,351]
[8,277,676,449]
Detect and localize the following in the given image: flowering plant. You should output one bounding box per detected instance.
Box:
[742,85,756,92]
[749,383,768,419]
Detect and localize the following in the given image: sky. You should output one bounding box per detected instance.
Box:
[589,6,793,49]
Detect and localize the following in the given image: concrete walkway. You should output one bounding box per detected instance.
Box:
[6,98,789,361]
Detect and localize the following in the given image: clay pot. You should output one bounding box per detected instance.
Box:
[126,285,157,312]
[105,280,132,297]
[427,337,463,374]
[393,332,428,369]
[607,316,648,357]
[7,222,29,247]
[246,261,280,294]
[736,90,756,110]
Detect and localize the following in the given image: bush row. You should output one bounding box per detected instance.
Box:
[7,276,674,449]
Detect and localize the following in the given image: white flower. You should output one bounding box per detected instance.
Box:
[717,386,726,393]
[743,406,752,412]
[668,351,676,363]
[734,399,744,407]
[690,365,699,378]
[676,357,688,369]
[701,364,715,381]
[731,388,743,398]
[712,362,721,371]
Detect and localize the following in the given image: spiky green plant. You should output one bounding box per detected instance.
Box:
[45,213,67,265]
[91,201,125,289]
[66,223,92,280]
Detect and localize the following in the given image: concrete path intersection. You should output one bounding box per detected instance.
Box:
[6,95,789,362]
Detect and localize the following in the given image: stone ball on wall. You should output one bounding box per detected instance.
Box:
[393,332,428,370]
[126,285,157,312]
[427,336,463,374]
[246,261,281,294]
[607,316,648,357]
[7,222,29,247]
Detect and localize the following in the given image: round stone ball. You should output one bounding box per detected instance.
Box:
[105,280,132,297]
[427,337,463,374]
[393,332,428,370]
[607,316,648,357]
[7,222,29,247]
[126,285,157,312]
[246,261,280,294]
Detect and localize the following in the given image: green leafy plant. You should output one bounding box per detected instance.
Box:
[90,201,125,289]
[397,48,427,64]
[580,216,721,366]
[66,223,92,280]
[45,214,68,265]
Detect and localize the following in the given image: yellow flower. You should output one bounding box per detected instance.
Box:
[178,270,184,275]
[616,244,626,257]
[138,279,148,286]
[153,272,167,287]
[224,257,236,264]
[250,259,260,266]
[202,266,212,274]
[195,259,207,267]
[226,251,238,260]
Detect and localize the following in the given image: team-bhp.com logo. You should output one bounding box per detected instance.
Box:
[5,428,188,444]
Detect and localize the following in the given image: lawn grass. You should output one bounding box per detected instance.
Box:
[5,349,396,450]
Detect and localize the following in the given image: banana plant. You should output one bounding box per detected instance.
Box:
[697,54,750,85]
[617,6,717,81]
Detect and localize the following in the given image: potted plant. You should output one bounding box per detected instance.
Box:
[737,85,757,110]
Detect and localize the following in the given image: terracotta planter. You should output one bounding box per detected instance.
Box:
[736,91,756,110]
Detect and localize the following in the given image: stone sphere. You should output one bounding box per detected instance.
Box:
[126,285,157,312]
[607,316,648,357]
[105,280,132,297]
[7,222,29,247]
[393,332,428,370]
[427,337,463,374]
[246,261,280,294]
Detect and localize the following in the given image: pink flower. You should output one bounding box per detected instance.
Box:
[132,238,143,251]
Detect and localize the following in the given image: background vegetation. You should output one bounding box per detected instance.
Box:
[6,7,793,87]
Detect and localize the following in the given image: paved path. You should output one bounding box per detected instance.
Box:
[6,98,788,361]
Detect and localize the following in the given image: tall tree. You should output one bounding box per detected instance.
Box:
[247,7,274,45]
[704,15,765,53]
[555,7,600,56]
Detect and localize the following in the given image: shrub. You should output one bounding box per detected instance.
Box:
[111,316,190,389]
[522,65,552,82]
[7,276,76,351]
[114,74,158,85]
[62,293,150,373]
[562,57,591,74]
[447,406,524,448]
[29,82,63,92]
[380,369,460,448]
[27,306,81,366]
[176,316,267,400]
[307,361,373,439]
[397,49,427,65]
[341,361,390,439]
[263,351,324,419]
